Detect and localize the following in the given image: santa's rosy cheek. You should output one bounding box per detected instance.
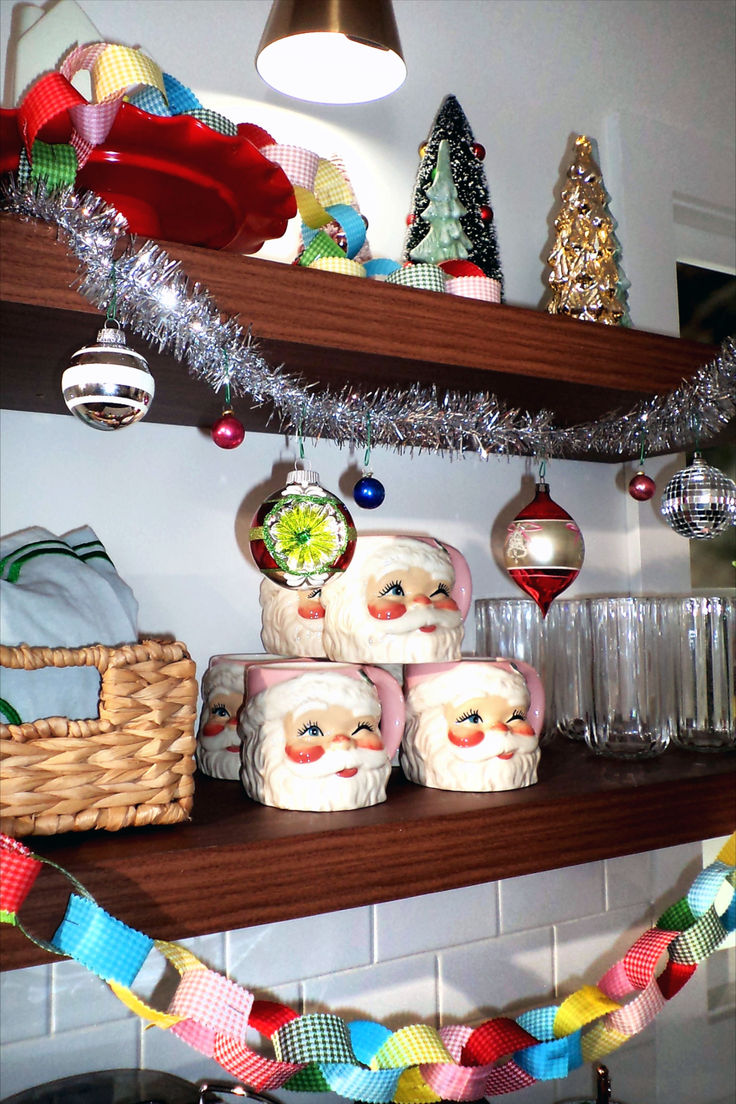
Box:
[203,721,226,737]
[448,727,485,748]
[356,733,383,751]
[286,744,325,764]
[432,597,459,611]
[368,599,407,620]
[298,601,325,620]
[511,721,535,737]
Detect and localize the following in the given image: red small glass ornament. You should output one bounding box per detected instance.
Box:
[503,480,585,617]
[211,408,245,449]
[479,204,493,222]
[472,142,486,160]
[628,470,656,501]
[405,213,415,226]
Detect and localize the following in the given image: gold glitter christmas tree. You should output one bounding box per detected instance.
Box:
[546,135,629,325]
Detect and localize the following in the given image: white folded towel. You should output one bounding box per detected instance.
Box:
[0,526,139,724]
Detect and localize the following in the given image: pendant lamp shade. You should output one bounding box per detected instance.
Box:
[256,0,406,104]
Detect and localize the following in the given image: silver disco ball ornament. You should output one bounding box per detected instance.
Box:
[661,452,736,540]
[62,325,155,430]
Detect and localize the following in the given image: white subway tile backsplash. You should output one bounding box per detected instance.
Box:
[51,957,134,1033]
[604,850,652,910]
[500,861,605,934]
[374,881,498,960]
[0,963,50,1044]
[0,1020,140,1098]
[302,953,438,1031]
[555,903,651,994]
[439,926,555,1025]
[226,906,372,989]
[650,840,704,912]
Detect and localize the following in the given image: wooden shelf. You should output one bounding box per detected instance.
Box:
[2,744,734,971]
[0,214,724,459]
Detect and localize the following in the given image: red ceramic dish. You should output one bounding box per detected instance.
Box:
[0,104,296,253]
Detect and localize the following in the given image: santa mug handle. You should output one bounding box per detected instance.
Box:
[490,657,545,737]
[361,664,405,760]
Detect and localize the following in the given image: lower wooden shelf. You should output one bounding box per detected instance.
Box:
[2,744,734,971]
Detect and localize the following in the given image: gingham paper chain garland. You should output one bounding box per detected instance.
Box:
[2,833,734,1101]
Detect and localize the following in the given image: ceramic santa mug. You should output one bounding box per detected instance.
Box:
[196,653,308,780]
[258,575,328,658]
[320,534,473,664]
[239,660,405,812]
[401,657,545,793]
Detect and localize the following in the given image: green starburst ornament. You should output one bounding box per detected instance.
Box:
[250,468,357,588]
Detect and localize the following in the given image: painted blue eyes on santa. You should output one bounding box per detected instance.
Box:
[378,579,451,598]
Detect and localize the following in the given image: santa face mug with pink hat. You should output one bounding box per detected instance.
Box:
[402,658,545,793]
[320,534,472,665]
[196,654,305,780]
[239,661,405,812]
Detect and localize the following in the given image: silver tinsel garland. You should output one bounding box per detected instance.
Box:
[4,179,734,460]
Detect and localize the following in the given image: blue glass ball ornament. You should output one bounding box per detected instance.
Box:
[353,474,386,509]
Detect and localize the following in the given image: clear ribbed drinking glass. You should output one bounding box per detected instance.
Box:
[585,597,674,758]
[545,598,593,740]
[663,595,735,751]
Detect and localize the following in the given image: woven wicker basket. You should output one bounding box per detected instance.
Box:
[0,640,198,837]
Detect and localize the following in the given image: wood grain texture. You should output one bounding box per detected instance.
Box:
[1,214,721,456]
[2,745,733,971]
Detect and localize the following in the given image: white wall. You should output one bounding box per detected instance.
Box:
[1,2,734,1101]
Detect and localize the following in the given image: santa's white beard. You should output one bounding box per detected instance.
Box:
[401,710,540,792]
[260,614,326,659]
[259,580,327,658]
[196,739,241,781]
[242,721,391,811]
[324,604,464,664]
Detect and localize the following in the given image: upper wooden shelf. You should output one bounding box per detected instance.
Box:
[2,744,734,971]
[0,214,722,459]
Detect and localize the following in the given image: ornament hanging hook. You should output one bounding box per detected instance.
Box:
[222,350,232,408]
[105,261,119,327]
[298,406,306,462]
[363,411,373,474]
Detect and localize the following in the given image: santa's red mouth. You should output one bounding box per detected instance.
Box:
[419,625,437,633]
[337,768,358,777]
[227,745,240,754]
[497,752,514,760]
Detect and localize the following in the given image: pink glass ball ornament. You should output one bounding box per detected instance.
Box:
[211,408,245,449]
[62,325,154,430]
[628,470,656,501]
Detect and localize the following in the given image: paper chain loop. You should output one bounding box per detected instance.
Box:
[2,832,734,1101]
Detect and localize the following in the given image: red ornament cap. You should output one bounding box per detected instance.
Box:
[628,471,656,501]
[503,482,585,617]
[211,409,245,449]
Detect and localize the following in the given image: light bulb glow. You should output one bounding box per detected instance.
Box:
[257,32,406,104]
